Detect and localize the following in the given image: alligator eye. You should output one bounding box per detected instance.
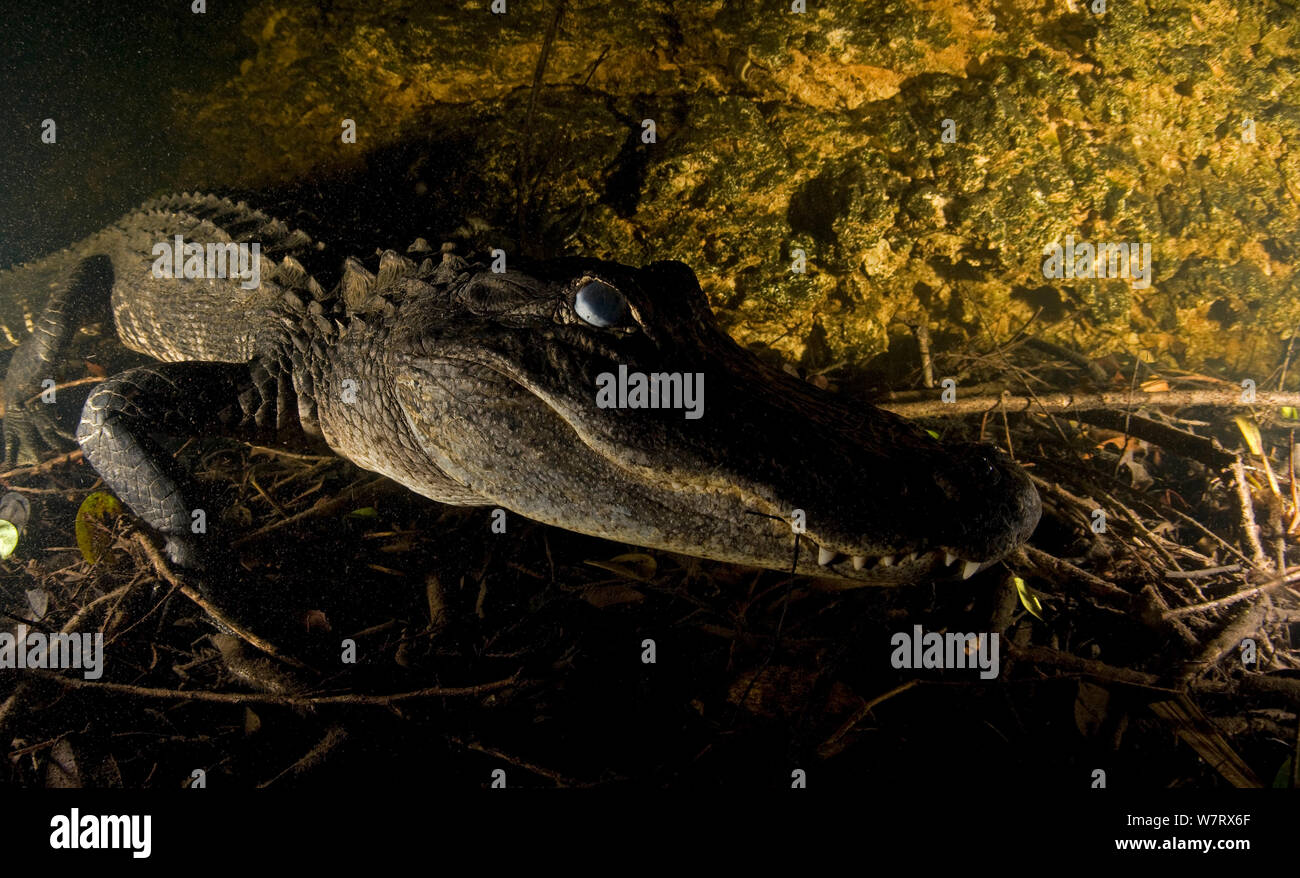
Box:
[574,280,628,328]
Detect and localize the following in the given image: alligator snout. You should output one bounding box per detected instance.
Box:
[784,441,1042,584]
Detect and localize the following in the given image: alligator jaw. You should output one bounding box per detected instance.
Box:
[395,345,1039,587]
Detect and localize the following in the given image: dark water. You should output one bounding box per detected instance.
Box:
[2,2,1288,838]
[0,0,258,266]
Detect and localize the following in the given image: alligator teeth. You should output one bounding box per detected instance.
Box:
[817,547,837,566]
[905,551,918,563]
[944,552,957,567]
[961,560,982,580]
[852,555,867,571]
[879,555,895,567]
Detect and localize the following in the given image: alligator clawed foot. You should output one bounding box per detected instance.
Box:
[163,533,212,571]
[152,531,329,664]
[147,533,308,659]
[2,403,77,468]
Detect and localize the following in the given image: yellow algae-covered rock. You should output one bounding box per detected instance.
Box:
[174,0,1300,380]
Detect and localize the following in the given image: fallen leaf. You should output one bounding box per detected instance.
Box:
[74,492,124,563]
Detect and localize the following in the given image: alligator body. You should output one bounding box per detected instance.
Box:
[0,193,1040,587]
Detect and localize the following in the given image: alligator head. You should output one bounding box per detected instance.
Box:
[388,255,1040,585]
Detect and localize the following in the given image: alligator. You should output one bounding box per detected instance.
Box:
[0,192,1040,594]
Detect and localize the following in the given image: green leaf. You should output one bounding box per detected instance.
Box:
[1234,415,1263,456]
[0,520,18,560]
[1281,406,1299,421]
[1272,756,1294,789]
[75,491,124,563]
[346,506,379,519]
[1013,575,1046,621]
[925,429,940,440]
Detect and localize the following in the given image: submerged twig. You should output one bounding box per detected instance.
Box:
[881,389,1300,417]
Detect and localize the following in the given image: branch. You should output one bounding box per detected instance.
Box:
[880,389,1300,418]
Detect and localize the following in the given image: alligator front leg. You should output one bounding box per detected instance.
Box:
[75,361,281,569]
[3,254,114,465]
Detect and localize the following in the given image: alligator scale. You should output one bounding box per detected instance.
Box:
[0,193,1040,587]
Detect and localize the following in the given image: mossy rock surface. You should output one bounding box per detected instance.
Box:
[175,0,1300,379]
